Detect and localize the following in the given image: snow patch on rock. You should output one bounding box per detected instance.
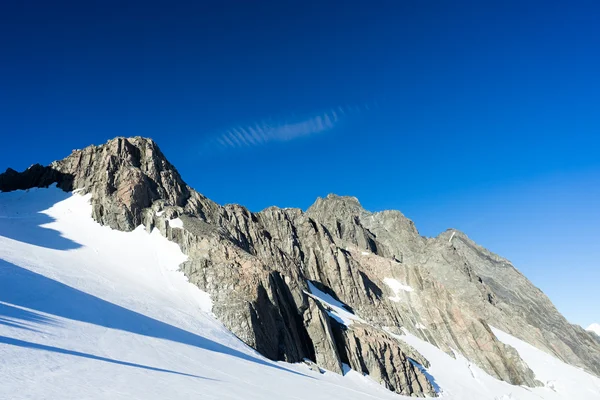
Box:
[168,217,184,229]
[305,281,364,326]
[383,277,413,302]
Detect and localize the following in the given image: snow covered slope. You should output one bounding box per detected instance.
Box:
[1,187,599,399]
[588,324,600,336]
[394,328,600,399]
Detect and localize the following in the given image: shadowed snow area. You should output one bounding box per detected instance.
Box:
[0,187,79,250]
[0,261,297,376]
[1,187,599,399]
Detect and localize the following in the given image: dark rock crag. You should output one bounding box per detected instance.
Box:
[3,137,599,396]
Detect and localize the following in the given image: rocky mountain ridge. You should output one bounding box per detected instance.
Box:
[1,136,599,397]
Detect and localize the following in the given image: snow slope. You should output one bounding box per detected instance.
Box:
[394,328,600,400]
[1,187,599,399]
[587,323,600,336]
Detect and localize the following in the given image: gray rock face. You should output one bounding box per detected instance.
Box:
[303,296,343,374]
[444,230,600,377]
[51,137,191,231]
[334,322,436,396]
[3,136,599,396]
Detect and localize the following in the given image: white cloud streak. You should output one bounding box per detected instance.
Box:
[215,107,357,150]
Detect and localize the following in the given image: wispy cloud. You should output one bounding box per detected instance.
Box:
[213,105,366,150]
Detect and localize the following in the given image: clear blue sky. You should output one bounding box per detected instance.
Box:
[1,1,598,327]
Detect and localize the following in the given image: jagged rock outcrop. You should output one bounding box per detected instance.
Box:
[50,137,192,231]
[334,322,434,396]
[3,136,599,396]
[0,164,71,192]
[303,296,343,374]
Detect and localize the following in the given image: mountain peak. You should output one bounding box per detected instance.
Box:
[307,193,364,216]
[55,136,191,231]
[59,136,167,170]
[0,136,190,231]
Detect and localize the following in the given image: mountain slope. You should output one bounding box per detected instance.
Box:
[1,186,599,399]
[0,187,404,400]
[1,136,599,398]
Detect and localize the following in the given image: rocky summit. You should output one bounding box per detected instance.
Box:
[2,136,599,397]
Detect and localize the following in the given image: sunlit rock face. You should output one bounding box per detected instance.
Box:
[3,136,599,396]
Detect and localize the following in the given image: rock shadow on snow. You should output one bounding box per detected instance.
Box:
[0,186,81,250]
[0,302,59,333]
[0,261,308,378]
[0,335,212,379]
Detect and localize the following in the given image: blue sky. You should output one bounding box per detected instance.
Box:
[0,1,598,327]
